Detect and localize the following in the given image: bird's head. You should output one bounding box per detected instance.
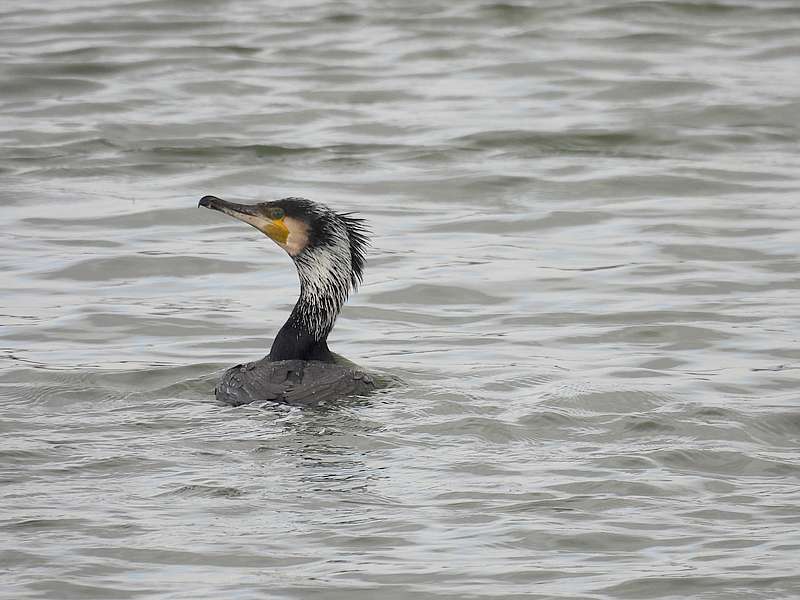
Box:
[199,195,369,291]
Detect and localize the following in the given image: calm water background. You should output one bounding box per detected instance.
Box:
[1,1,799,598]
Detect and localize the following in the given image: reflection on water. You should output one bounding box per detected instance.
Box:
[1,0,800,598]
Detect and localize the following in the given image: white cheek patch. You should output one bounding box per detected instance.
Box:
[281,216,310,256]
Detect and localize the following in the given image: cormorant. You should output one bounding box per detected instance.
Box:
[198,195,375,406]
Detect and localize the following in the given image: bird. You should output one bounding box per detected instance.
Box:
[198,195,375,406]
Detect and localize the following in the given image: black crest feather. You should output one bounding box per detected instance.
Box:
[340,212,370,290]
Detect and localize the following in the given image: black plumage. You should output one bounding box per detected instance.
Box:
[199,195,375,406]
[215,358,374,407]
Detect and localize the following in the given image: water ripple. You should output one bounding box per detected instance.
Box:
[1,0,799,598]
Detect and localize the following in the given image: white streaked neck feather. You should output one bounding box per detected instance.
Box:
[291,226,352,339]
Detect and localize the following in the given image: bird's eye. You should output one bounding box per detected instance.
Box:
[269,207,285,220]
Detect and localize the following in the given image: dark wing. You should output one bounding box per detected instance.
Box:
[215,359,374,407]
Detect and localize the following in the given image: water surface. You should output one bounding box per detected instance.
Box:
[1,1,800,598]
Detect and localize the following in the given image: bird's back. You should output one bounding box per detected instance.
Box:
[215,358,375,407]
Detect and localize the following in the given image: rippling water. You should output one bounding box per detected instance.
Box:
[2,1,800,598]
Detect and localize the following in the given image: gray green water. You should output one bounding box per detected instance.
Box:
[2,1,800,598]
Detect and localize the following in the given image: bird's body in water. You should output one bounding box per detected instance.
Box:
[198,195,375,406]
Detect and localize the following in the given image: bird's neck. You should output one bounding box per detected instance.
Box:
[269,316,334,362]
[268,248,350,362]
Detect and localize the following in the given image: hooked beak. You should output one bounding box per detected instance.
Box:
[199,195,289,244]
